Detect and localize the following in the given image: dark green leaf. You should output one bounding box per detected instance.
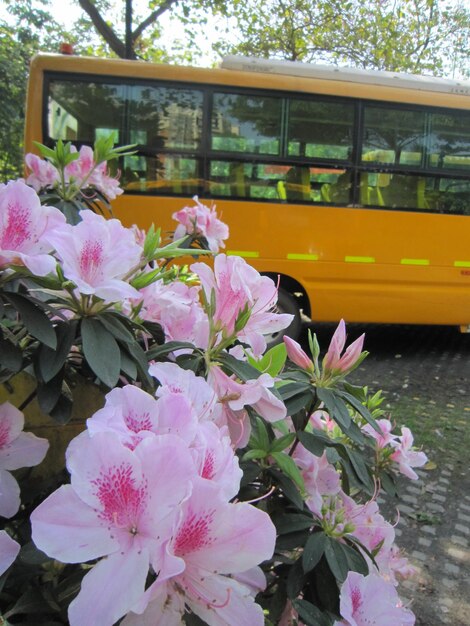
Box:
[346,448,374,492]
[286,558,305,599]
[275,529,310,551]
[48,381,73,424]
[278,381,311,401]
[146,340,196,361]
[274,513,313,534]
[5,587,55,616]
[336,389,380,432]
[284,391,313,416]
[19,542,52,566]
[119,347,138,380]
[0,337,22,372]
[81,318,121,388]
[98,313,135,344]
[317,387,351,429]
[302,531,326,573]
[324,537,350,583]
[268,468,304,510]
[37,372,63,414]
[341,542,369,575]
[4,293,56,348]
[122,341,154,390]
[379,470,398,497]
[292,599,330,626]
[297,431,326,457]
[239,460,262,486]
[217,352,262,381]
[38,320,77,382]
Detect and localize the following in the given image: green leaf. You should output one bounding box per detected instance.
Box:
[274,513,314,535]
[324,537,350,583]
[241,449,267,461]
[292,599,330,626]
[81,317,120,388]
[271,451,305,492]
[297,431,326,457]
[302,531,326,573]
[254,416,271,450]
[0,337,23,372]
[48,381,73,424]
[275,529,310,551]
[119,348,138,380]
[336,389,380,432]
[37,372,63,414]
[146,341,196,361]
[38,320,77,382]
[341,541,369,575]
[346,448,374,492]
[98,313,135,344]
[268,468,303,510]
[317,387,351,429]
[270,432,296,453]
[4,293,56,349]
[248,342,287,376]
[217,353,261,381]
[286,558,305,599]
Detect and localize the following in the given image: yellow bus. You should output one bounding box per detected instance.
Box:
[25,53,470,338]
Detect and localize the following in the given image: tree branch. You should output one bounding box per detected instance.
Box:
[132,0,180,43]
[78,0,126,57]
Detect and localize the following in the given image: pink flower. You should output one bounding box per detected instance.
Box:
[192,254,293,356]
[209,365,286,447]
[123,479,275,626]
[294,447,341,517]
[334,571,415,626]
[137,279,209,348]
[31,432,196,626]
[0,180,65,276]
[284,336,314,372]
[85,384,199,449]
[0,530,20,575]
[149,362,219,423]
[173,196,229,252]
[363,418,397,449]
[191,421,243,499]
[45,210,142,302]
[390,427,428,480]
[65,145,123,200]
[0,402,49,518]
[25,153,59,192]
[323,320,365,375]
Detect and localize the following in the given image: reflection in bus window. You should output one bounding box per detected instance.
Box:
[122,154,200,195]
[48,80,127,143]
[209,161,352,203]
[287,99,354,161]
[211,93,282,155]
[129,85,203,151]
[361,106,425,167]
[428,110,470,171]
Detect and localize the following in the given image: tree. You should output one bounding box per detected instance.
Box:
[0,1,67,181]
[214,0,470,76]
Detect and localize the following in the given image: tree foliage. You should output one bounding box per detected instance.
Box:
[215,0,470,76]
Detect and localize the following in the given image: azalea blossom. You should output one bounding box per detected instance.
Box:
[284,335,314,372]
[294,446,341,517]
[323,319,365,376]
[192,254,293,356]
[334,571,415,626]
[25,152,60,192]
[363,418,397,449]
[31,432,196,626]
[0,180,65,276]
[0,530,20,576]
[137,279,209,348]
[173,196,229,252]
[390,427,428,480]
[0,402,49,518]
[65,145,123,200]
[209,365,286,447]
[45,210,142,302]
[122,479,275,626]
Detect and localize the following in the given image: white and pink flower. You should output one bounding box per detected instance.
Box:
[173,196,229,252]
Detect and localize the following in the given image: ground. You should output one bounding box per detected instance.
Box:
[299,322,470,626]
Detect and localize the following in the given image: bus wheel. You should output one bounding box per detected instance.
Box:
[266,288,302,348]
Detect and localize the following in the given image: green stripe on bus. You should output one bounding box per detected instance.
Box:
[400,258,430,266]
[226,250,260,258]
[454,260,470,268]
[344,256,376,263]
[287,253,319,261]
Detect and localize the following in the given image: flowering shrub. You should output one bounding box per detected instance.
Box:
[0,138,428,625]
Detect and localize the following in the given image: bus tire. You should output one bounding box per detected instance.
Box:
[267,288,302,348]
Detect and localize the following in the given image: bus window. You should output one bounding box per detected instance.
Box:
[211,93,282,155]
[122,154,200,195]
[48,79,127,143]
[287,98,354,161]
[361,105,425,167]
[428,110,470,171]
[128,85,203,151]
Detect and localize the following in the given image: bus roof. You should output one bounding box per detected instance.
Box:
[220,56,470,97]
